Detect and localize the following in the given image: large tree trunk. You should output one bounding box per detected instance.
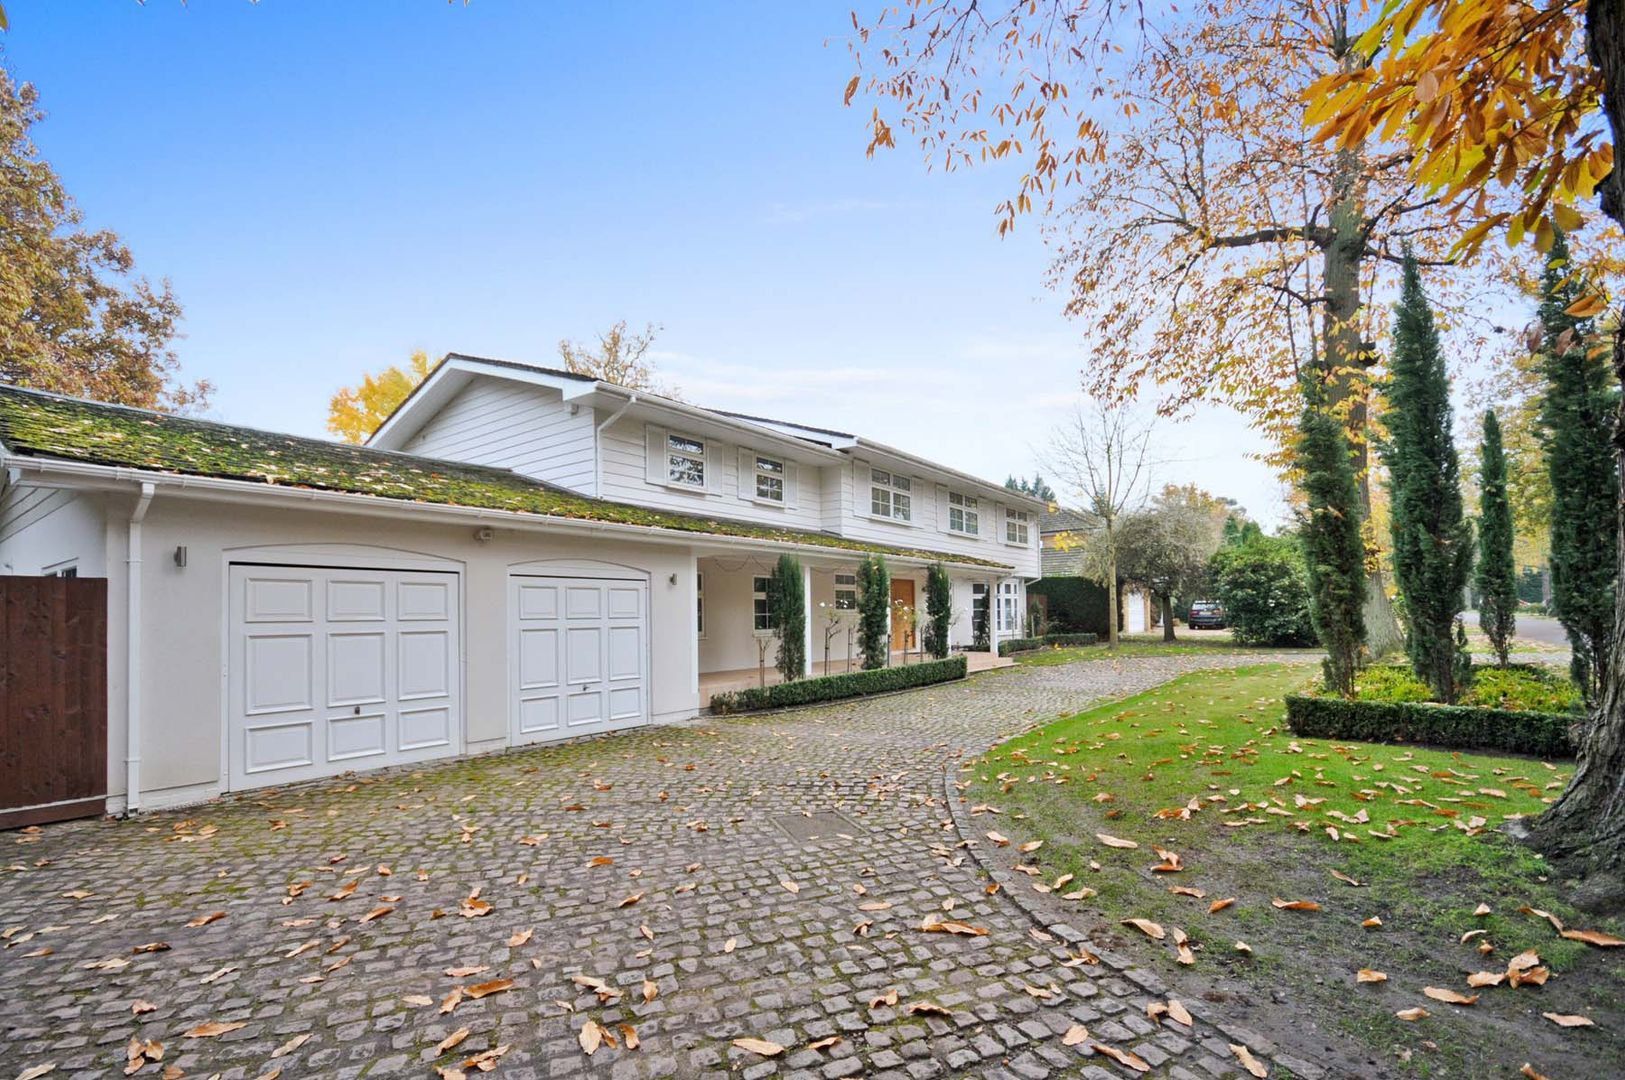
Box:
[1161,593,1177,642]
[1323,132,1405,659]
[1527,0,1625,882]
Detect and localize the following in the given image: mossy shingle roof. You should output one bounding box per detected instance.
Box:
[0,385,1012,569]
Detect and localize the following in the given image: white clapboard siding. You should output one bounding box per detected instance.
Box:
[0,486,74,545]
[403,379,597,494]
[599,418,825,530]
[833,458,1040,575]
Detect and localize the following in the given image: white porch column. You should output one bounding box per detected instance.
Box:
[802,562,814,677]
[689,553,700,698]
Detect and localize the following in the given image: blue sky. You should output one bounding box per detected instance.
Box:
[2,0,1285,524]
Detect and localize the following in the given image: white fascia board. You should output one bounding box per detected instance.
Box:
[4,456,1012,574]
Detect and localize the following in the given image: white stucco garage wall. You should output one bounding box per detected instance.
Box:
[95,495,699,808]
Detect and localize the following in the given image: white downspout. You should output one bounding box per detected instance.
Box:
[593,392,638,497]
[125,482,155,814]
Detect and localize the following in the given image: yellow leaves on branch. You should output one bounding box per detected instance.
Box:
[1305,0,1605,258]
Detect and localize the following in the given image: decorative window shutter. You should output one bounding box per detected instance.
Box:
[936,484,949,531]
[645,425,665,485]
[736,447,754,502]
[704,442,722,493]
[783,463,798,509]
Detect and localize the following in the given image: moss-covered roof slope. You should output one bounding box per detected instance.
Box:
[0,385,1011,569]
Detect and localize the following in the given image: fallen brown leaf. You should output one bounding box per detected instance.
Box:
[183,1020,246,1038]
[437,1028,471,1054]
[731,1037,785,1057]
[1423,987,1477,1006]
[1231,1043,1269,1078]
[1062,1024,1089,1046]
[1122,918,1165,939]
[1271,898,1321,911]
[1092,1042,1151,1073]
[466,979,513,999]
[1356,969,1387,983]
[1542,1012,1595,1027]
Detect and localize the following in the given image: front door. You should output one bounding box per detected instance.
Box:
[890,579,916,652]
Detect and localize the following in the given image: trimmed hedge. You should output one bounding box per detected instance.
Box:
[1284,694,1576,759]
[708,655,968,715]
[1027,578,1111,636]
[998,632,1101,657]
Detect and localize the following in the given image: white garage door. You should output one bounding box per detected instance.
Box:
[227,564,462,790]
[510,575,648,745]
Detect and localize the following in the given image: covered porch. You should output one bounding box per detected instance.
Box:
[693,549,1021,705]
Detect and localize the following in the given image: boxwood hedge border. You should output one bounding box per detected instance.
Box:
[1283,693,1576,759]
[708,655,968,715]
[997,632,1101,657]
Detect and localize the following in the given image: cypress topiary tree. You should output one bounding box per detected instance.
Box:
[769,554,805,683]
[1537,230,1618,702]
[1298,393,1367,697]
[922,562,953,659]
[1382,252,1473,703]
[1475,410,1519,667]
[856,554,891,670]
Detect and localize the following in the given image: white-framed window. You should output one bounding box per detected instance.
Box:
[870,468,912,522]
[753,575,774,632]
[997,581,1021,634]
[753,455,785,503]
[666,432,707,489]
[696,572,705,637]
[947,491,979,535]
[1005,509,1031,546]
[834,572,858,610]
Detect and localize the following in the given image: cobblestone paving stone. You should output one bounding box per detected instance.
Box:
[1,652,1320,1080]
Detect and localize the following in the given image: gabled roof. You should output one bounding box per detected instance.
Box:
[0,384,1013,570]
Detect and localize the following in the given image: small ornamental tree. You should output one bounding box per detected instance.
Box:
[1298,397,1367,697]
[1383,253,1473,703]
[769,554,805,684]
[922,563,953,659]
[856,554,891,670]
[1476,411,1519,668]
[1210,537,1316,647]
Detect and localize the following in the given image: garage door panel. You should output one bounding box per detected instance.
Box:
[245,634,313,715]
[518,584,558,620]
[517,696,560,735]
[327,579,385,621]
[244,719,315,774]
[565,586,601,619]
[607,587,641,619]
[399,579,451,621]
[229,565,461,791]
[244,577,313,622]
[608,686,641,721]
[607,625,640,681]
[328,712,386,761]
[567,689,605,726]
[565,626,602,684]
[398,630,451,700]
[518,628,560,689]
[399,706,452,751]
[328,632,386,705]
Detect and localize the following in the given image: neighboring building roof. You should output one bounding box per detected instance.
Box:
[0,385,1013,570]
[1040,546,1090,578]
[1041,507,1098,534]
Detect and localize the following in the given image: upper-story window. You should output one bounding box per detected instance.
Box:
[1005,509,1032,546]
[666,433,707,489]
[834,572,858,610]
[947,492,979,536]
[870,469,912,522]
[753,455,785,503]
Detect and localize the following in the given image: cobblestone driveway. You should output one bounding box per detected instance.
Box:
[2,653,1319,1080]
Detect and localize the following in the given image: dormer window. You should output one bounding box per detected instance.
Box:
[947,491,979,536]
[870,469,912,522]
[666,433,706,489]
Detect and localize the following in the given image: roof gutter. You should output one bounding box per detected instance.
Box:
[125,481,155,814]
[3,456,1014,574]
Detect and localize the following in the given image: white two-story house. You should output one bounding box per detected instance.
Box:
[0,353,1041,813]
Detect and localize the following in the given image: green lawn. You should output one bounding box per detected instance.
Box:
[1012,632,1315,665]
[967,664,1622,1078]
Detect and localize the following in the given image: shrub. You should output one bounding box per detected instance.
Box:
[1026,578,1110,636]
[997,632,1100,656]
[923,562,952,659]
[1284,694,1575,759]
[769,554,805,683]
[1210,537,1315,646]
[1349,663,1580,714]
[709,655,967,714]
[856,554,890,670]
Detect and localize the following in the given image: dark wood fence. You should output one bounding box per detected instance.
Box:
[0,576,107,829]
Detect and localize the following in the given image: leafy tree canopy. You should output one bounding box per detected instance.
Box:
[327,350,434,444]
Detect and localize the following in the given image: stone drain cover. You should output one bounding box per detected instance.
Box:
[771,810,865,844]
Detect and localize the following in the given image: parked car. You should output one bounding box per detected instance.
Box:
[1187,600,1227,630]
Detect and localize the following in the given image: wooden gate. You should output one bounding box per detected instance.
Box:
[0,577,107,829]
